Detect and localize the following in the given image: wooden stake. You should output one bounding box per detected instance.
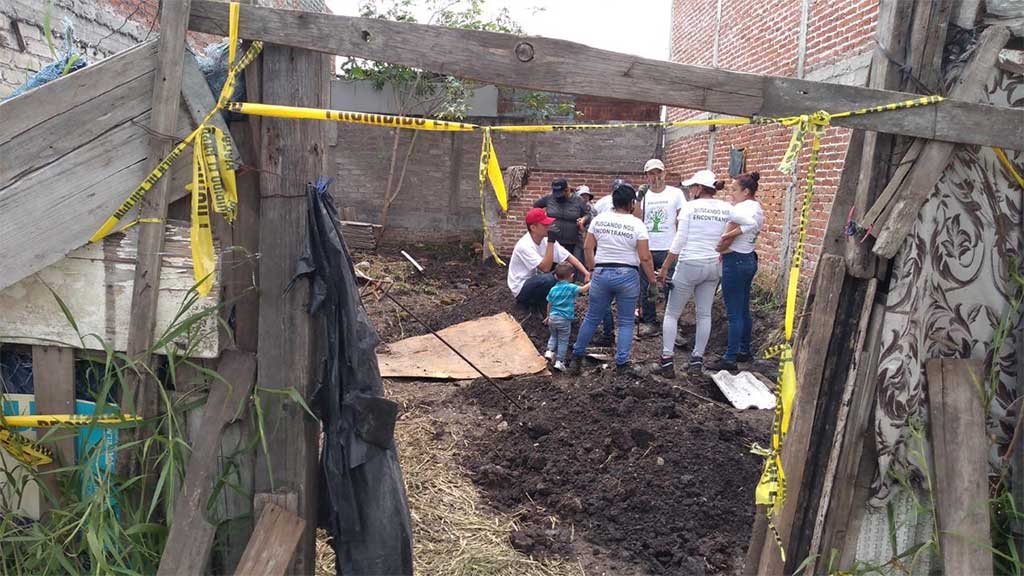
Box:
[31,345,75,516]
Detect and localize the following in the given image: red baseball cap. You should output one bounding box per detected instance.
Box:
[525,207,556,226]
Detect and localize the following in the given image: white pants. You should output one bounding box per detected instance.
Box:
[662,257,720,358]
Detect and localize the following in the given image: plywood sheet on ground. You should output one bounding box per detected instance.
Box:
[378,312,546,379]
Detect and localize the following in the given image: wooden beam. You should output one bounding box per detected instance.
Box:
[31,345,76,516]
[122,0,193,423]
[157,351,257,576]
[181,52,240,165]
[845,0,916,278]
[908,0,955,94]
[254,43,326,575]
[926,359,993,576]
[234,501,305,576]
[187,0,1024,150]
[871,26,1011,258]
[757,254,847,575]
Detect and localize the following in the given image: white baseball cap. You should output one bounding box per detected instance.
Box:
[576,185,593,198]
[681,169,718,189]
[643,158,665,173]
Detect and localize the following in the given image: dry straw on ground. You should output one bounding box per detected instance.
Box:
[316,406,582,576]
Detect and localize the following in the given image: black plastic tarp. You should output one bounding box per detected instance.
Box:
[295,177,413,575]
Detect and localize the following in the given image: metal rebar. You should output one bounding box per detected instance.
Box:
[384,292,524,410]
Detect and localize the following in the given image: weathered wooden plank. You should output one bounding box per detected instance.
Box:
[872,26,1012,258]
[254,43,326,576]
[926,359,993,576]
[0,222,221,357]
[952,0,985,28]
[0,72,155,190]
[234,501,305,576]
[31,345,76,516]
[122,0,193,428]
[188,0,1024,150]
[158,351,256,576]
[0,110,195,293]
[845,0,915,278]
[816,300,886,566]
[181,51,240,164]
[908,0,955,95]
[757,254,847,575]
[806,281,879,572]
[0,41,158,146]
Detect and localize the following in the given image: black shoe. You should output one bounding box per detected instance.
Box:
[615,362,642,377]
[659,356,676,379]
[637,324,659,338]
[687,356,704,375]
[736,352,753,363]
[706,358,738,372]
[567,356,583,376]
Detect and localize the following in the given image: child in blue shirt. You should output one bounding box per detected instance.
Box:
[544,263,590,371]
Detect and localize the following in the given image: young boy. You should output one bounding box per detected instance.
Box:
[544,262,590,371]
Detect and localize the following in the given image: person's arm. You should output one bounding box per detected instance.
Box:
[537,239,556,273]
[637,239,657,285]
[718,222,741,253]
[578,282,591,294]
[565,253,590,282]
[533,195,549,209]
[584,232,597,271]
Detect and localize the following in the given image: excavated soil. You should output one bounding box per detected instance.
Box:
[360,247,779,575]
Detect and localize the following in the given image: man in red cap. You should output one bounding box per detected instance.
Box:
[508,207,590,307]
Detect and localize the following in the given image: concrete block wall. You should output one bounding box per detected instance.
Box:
[665,0,878,282]
[329,120,662,245]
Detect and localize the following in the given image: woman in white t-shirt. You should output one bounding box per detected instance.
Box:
[656,170,756,377]
[567,183,658,375]
[714,171,765,371]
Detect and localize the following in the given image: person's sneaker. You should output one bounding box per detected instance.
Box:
[567,356,583,375]
[638,324,659,338]
[687,356,704,375]
[706,358,738,372]
[614,362,643,377]
[544,349,555,361]
[736,352,753,363]
[552,360,566,372]
[659,356,676,379]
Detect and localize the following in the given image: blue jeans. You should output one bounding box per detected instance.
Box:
[572,267,640,365]
[546,315,572,361]
[640,250,675,324]
[516,272,557,307]
[602,307,615,339]
[721,251,758,361]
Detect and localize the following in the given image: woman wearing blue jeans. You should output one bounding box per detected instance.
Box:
[712,172,765,371]
[568,182,658,375]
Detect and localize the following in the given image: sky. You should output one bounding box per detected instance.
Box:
[324,0,673,61]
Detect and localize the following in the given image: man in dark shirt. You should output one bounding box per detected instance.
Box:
[533,179,589,262]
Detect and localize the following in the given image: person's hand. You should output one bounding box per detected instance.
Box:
[582,270,591,283]
[543,316,550,326]
[546,228,559,243]
[657,273,667,289]
[717,235,731,253]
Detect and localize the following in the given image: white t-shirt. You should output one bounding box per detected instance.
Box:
[587,211,649,267]
[507,233,571,297]
[593,194,614,215]
[670,198,756,261]
[640,186,687,251]
[729,200,764,254]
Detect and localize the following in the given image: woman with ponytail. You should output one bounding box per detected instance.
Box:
[711,172,765,371]
[657,170,755,377]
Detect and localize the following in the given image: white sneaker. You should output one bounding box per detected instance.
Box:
[552,360,566,372]
[544,350,555,361]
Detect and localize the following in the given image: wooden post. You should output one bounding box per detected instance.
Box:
[235,500,305,576]
[255,42,327,575]
[122,0,192,459]
[157,351,257,576]
[31,345,75,515]
[926,359,993,576]
[757,254,847,574]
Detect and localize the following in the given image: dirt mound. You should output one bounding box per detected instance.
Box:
[458,372,772,575]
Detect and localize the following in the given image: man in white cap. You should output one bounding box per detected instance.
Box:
[636,158,687,337]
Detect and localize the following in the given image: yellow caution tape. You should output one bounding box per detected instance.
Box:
[479,128,506,265]
[0,427,53,467]
[191,137,216,297]
[213,126,239,220]
[1,414,142,427]
[226,102,480,132]
[995,147,1024,189]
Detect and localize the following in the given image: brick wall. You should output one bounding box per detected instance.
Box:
[666,0,878,282]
